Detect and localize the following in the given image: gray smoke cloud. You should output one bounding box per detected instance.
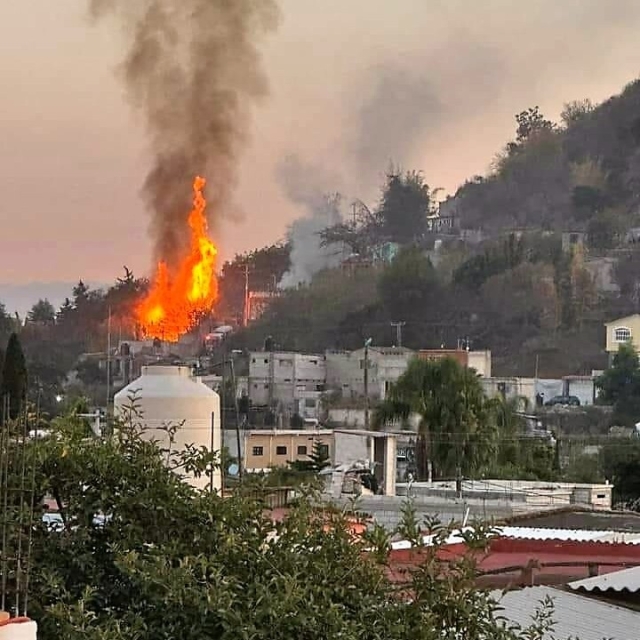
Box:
[277,155,344,288]
[347,40,507,198]
[89,0,279,266]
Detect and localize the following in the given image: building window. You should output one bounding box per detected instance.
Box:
[252,446,264,456]
[297,445,307,456]
[304,398,316,408]
[614,327,631,342]
[317,444,329,458]
[276,446,287,456]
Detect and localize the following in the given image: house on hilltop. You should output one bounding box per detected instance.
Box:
[604,314,640,361]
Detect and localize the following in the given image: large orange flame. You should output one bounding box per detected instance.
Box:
[136,176,218,341]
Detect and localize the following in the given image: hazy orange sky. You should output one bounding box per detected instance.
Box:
[3,0,640,286]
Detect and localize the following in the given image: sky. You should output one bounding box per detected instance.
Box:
[2,0,640,307]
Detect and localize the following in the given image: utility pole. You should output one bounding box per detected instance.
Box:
[229,355,243,478]
[106,306,112,420]
[363,337,372,430]
[242,263,250,327]
[390,321,405,347]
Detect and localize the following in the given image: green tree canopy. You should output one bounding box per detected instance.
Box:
[27,299,56,325]
[378,246,438,315]
[1,332,27,420]
[3,415,554,640]
[601,440,640,508]
[0,302,14,344]
[596,342,640,425]
[376,357,498,481]
[378,171,433,245]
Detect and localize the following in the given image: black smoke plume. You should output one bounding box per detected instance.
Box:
[90,0,279,266]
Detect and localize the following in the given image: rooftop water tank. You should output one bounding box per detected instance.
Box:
[113,365,221,491]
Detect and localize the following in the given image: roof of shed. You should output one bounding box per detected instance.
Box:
[493,585,640,640]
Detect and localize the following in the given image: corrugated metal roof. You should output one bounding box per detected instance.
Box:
[497,526,640,544]
[569,566,640,593]
[389,526,640,550]
[493,586,640,640]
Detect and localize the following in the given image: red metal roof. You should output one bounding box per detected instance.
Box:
[387,537,640,589]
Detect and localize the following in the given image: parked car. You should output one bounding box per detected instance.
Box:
[545,395,580,407]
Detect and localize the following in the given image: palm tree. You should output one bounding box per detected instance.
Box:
[376,358,499,481]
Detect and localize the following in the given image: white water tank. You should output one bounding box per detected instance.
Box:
[114,365,221,491]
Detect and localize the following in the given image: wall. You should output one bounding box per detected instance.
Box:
[564,378,595,405]
[482,377,537,407]
[467,350,492,377]
[0,620,38,640]
[331,495,522,531]
[333,431,370,466]
[535,379,564,403]
[584,256,619,294]
[327,408,366,427]
[396,480,613,511]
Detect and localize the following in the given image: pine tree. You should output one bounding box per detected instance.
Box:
[1,333,27,421]
[309,439,331,472]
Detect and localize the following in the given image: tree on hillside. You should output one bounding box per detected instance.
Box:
[481,262,558,333]
[218,243,291,322]
[9,414,553,639]
[614,245,640,305]
[1,333,27,420]
[560,99,594,127]
[596,342,640,426]
[27,299,56,325]
[378,171,434,245]
[376,358,498,482]
[514,106,555,144]
[586,209,625,250]
[0,303,14,345]
[378,246,439,316]
[453,234,525,290]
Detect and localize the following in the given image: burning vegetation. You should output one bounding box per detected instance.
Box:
[90,0,279,341]
[136,177,218,341]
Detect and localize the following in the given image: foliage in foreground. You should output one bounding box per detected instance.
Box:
[0,416,562,640]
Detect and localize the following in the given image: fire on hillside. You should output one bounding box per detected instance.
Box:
[136,177,218,342]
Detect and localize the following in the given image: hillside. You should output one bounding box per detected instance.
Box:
[232,80,640,377]
[452,80,640,234]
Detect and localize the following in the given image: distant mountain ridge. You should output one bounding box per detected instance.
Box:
[0,282,108,318]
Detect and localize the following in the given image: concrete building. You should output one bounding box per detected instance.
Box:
[604,314,640,358]
[248,351,326,417]
[417,349,492,377]
[325,347,414,400]
[243,429,333,472]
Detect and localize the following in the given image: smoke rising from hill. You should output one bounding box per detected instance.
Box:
[277,155,344,288]
[89,0,279,267]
